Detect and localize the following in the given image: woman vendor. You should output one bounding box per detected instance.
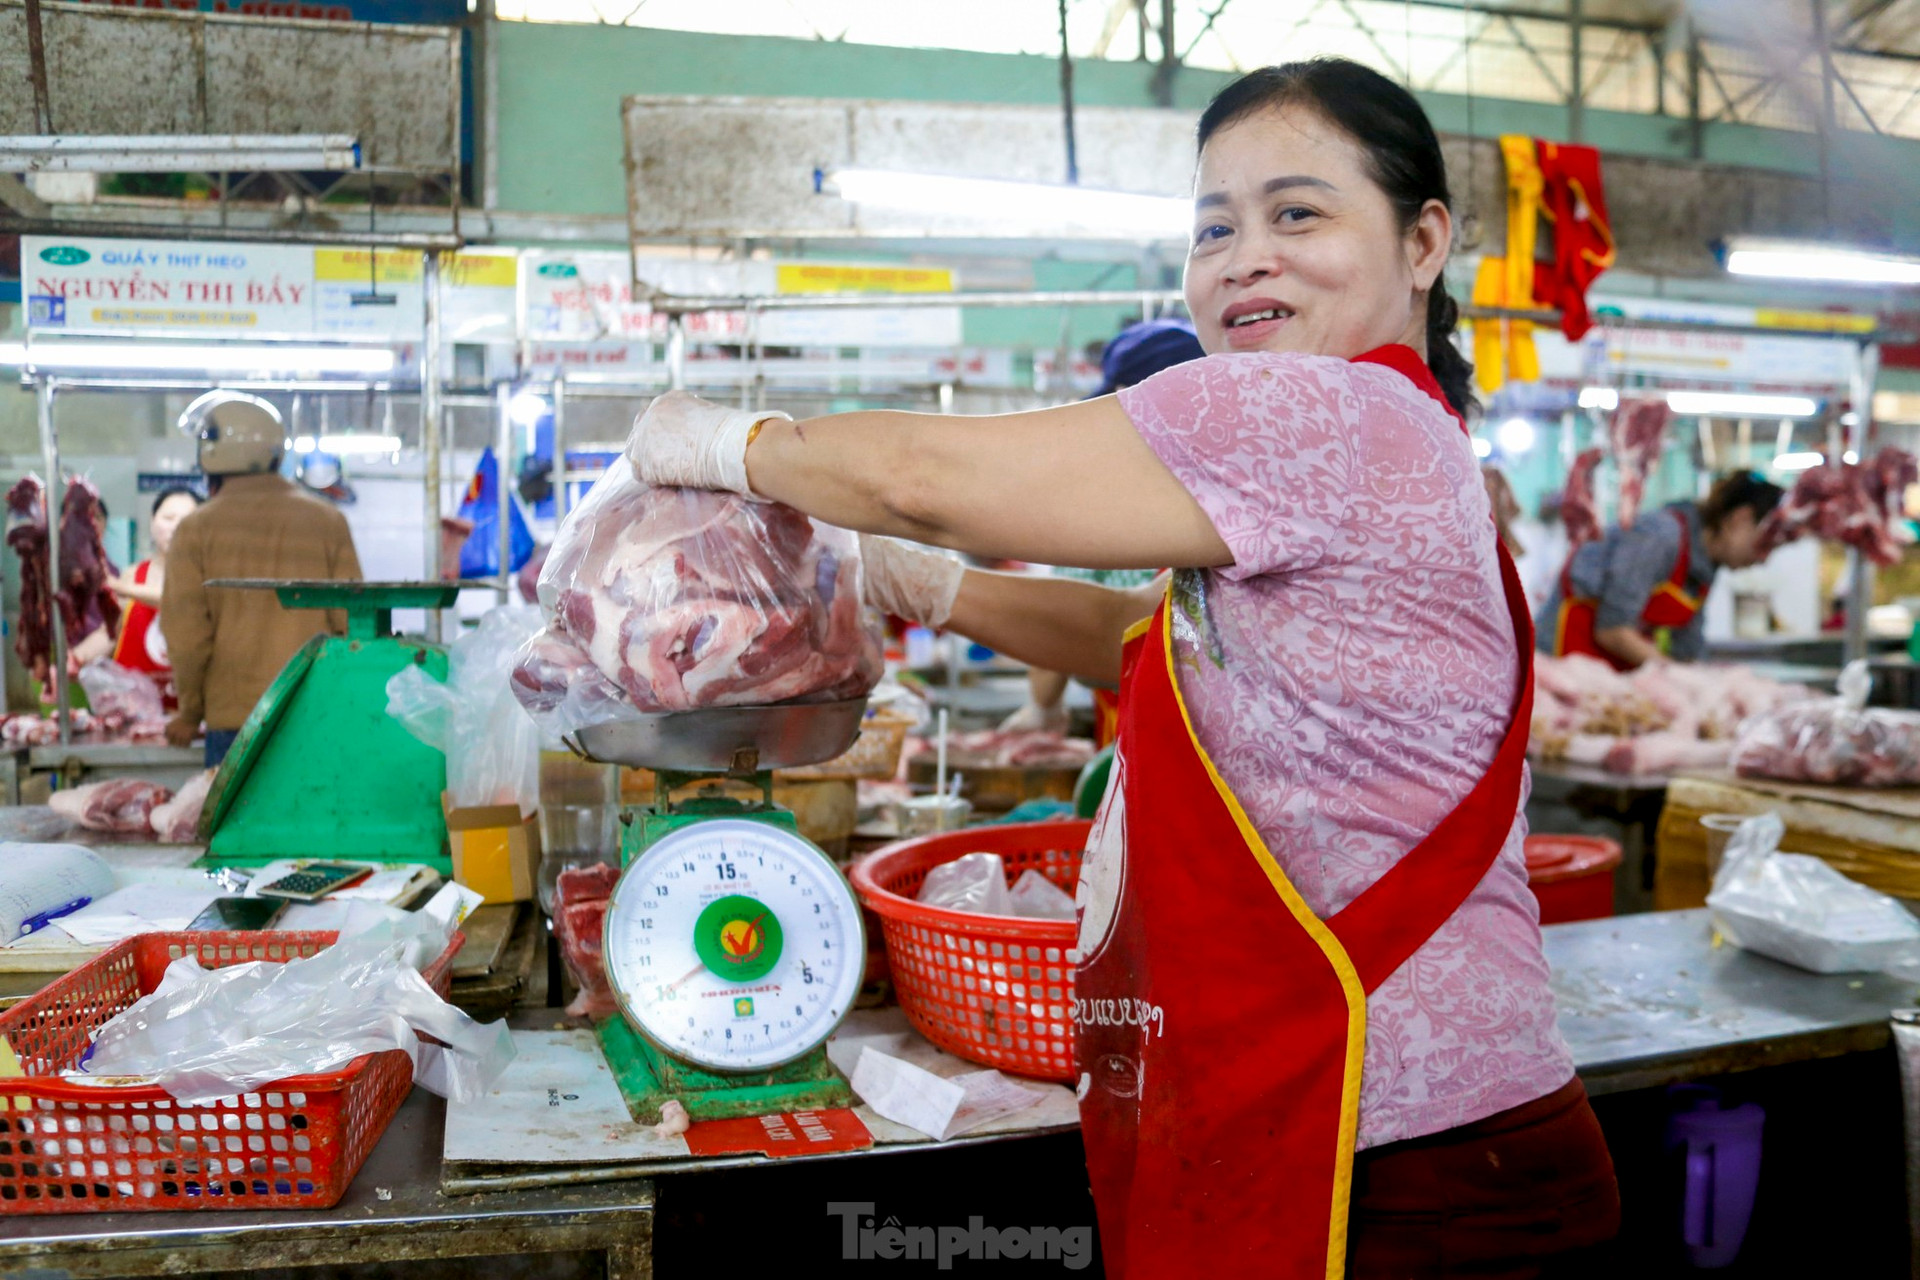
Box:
[627,58,1617,1277]
[68,487,202,707]
[1539,472,1783,671]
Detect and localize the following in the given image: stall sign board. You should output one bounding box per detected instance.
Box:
[23,237,517,345]
[522,252,963,349]
[1529,294,1867,390]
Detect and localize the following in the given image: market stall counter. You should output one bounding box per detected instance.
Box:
[1526,759,1671,914]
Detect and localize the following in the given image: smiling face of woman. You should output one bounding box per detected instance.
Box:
[1185,104,1449,362]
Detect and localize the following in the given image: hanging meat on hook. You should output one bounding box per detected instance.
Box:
[1559,447,1607,551]
[1608,398,1671,530]
[1758,449,1918,567]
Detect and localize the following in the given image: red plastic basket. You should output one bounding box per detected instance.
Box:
[851,821,1088,1083]
[0,929,462,1214]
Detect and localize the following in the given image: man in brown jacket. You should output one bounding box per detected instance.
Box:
[162,391,361,765]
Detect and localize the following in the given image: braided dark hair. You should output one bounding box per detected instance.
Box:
[1196,58,1478,420]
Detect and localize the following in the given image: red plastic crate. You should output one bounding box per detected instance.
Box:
[851,822,1086,1083]
[0,929,462,1214]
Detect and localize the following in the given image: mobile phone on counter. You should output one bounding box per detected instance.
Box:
[253,862,376,903]
[188,896,289,932]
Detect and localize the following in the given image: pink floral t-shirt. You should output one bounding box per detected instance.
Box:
[1114,350,1574,1150]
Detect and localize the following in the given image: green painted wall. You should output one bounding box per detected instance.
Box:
[494,22,1920,224]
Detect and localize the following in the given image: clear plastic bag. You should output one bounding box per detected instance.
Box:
[80,912,515,1104]
[387,605,542,814]
[918,853,1014,916]
[75,659,165,737]
[510,464,883,736]
[1707,812,1920,975]
[0,805,77,842]
[1732,660,1920,787]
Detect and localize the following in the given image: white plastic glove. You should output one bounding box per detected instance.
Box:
[625,390,790,498]
[859,533,965,630]
[998,699,1070,734]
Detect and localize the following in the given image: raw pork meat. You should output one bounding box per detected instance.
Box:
[1561,448,1607,551]
[1758,451,1917,567]
[553,862,621,1019]
[49,778,173,834]
[513,465,882,733]
[76,660,167,740]
[1733,661,1920,787]
[908,731,1098,771]
[1608,399,1671,530]
[4,474,120,687]
[1530,653,1810,777]
[0,710,98,745]
[150,769,216,843]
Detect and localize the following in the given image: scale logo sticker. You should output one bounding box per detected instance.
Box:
[694,894,784,983]
[39,245,90,266]
[734,997,755,1018]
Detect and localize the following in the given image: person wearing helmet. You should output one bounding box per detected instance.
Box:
[160,391,362,764]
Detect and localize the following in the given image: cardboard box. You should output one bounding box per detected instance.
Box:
[443,795,541,905]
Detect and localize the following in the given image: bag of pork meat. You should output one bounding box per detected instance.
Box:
[509,462,883,737]
[1732,660,1920,787]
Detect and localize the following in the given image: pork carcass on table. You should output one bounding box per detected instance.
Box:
[1608,399,1672,530]
[150,769,216,843]
[511,465,883,735]
[1530,653,1809,775]
[49,778,173,834]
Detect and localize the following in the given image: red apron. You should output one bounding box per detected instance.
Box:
[1552,508,1704,671]
[110,561,176,711]
[1073,345,1534,1280]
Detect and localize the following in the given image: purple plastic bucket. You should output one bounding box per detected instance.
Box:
[1666,1085,1765,1269]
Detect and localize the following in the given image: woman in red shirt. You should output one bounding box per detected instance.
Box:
[104,486,201,707]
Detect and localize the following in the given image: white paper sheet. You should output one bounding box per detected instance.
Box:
[0,843,114,942]
[850,1047,1044,1141]
[53,882,221,945]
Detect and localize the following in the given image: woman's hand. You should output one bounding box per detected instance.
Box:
[859,534,965,628]
[624,391,790,497]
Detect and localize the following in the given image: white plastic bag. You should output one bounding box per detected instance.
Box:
[918,853,1013,917]
[387,605,542,814]
[1009,869,1077,920]
[508,465,883,735]
[75,659,166,737]
[1733,660,1920,787]
[80,912,515,1104]
[1707,812,1920,975]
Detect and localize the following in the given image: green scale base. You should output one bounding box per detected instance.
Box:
[598,775,855,1125]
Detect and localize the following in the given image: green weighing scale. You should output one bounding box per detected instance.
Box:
[197,580,463,874]
[563,700,869,1124]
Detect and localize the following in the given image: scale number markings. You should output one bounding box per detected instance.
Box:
[602,819,865,1072]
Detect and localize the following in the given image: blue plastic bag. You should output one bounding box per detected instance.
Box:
[458,447,535,577]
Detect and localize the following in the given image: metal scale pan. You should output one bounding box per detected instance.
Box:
[562,699,866,775]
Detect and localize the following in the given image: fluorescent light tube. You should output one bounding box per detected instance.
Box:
[822,168,1190,239]
[1774,452,1827,471]
[26,343,394,375]
[1724,237,1920,287]
[293,434,403,455]
[0,134,360,173]
[1666,391,1819,418]
[1578,387,1619,411]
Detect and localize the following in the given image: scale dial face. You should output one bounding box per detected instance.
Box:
[603,819,865,1073]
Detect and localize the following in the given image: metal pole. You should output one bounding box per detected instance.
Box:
[421,250,445,640]
[551,373,569,521]
[494,381,513,602]
[667,315,687,391]
[1058,0,1080,186]
[1812,0,1838,232]
[1153,0,1177,106]
[1569,0,1585,142]
[1843,340,1880,666]
[1686,23,1704,160]
[36,379,69,745]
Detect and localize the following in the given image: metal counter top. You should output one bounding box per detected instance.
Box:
[1548,908,1915,1095]
[0,1088,655,1279]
